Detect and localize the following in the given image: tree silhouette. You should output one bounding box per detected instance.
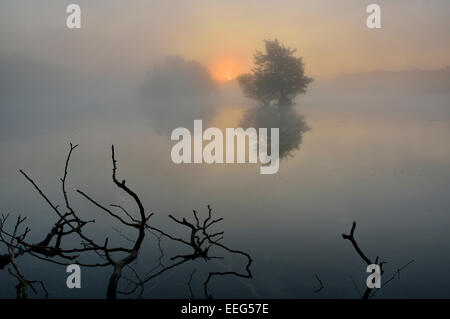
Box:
[0,144,252,299]
[238,39,312,159]
[238,39,312,109]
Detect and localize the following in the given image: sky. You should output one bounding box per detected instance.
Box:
[0,0,449,80]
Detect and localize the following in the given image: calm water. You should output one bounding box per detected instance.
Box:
[1,76,449,298]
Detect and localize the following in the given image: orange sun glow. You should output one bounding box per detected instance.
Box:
[209,59,246,82]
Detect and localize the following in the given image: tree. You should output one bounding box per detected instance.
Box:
[238,39,313,109]
[238,39,312,159]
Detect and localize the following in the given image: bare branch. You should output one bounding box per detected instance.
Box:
[313,274,324,293]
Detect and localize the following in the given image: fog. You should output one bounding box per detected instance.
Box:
[138,56,220,133]
[1,1,450,299]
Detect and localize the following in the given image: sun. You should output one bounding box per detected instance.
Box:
[209,58,245,82]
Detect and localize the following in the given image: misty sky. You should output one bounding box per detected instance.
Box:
[1,0,449,80]
[1,1,450,299]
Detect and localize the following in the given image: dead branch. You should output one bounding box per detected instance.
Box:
[369,259,415,298]
[313,273,324,293]
[187,268,196,299]
[0,143,253,299]
[342,221,408,299]
[120,205,253,299]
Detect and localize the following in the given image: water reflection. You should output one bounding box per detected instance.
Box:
[240,104,310,159]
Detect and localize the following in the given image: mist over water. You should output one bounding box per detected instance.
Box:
[1,1,450,298]
[1,56,449,297]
